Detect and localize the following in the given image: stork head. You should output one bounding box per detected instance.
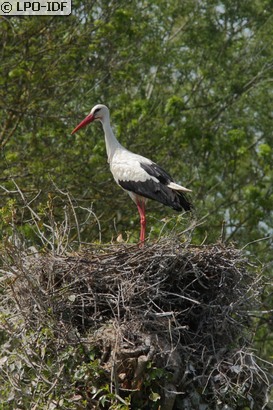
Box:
[71,104,109,135]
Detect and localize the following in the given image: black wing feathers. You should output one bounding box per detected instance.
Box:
[118,162,192,212]
[140,162,173,184]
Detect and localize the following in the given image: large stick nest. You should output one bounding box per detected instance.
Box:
[3,240,271,409]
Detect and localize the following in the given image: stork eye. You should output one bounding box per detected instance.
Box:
[94,108,101,114]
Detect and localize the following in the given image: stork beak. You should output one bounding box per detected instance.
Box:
[71,113,94,135]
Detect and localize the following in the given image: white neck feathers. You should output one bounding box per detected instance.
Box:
[101,118,122,162]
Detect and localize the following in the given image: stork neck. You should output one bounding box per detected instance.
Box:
[102,120,122,162]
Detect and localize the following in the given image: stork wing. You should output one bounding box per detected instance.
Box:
[141,162,191,192]
[140,162,173,185]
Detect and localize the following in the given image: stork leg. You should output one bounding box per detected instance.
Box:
[136,199,146,245]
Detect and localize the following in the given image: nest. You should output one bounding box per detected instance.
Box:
[2,239,271,409]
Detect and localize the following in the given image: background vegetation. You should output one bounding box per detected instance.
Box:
[0,0,272,406]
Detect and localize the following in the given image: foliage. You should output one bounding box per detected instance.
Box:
[0,0,273,388]
[1,1,272,245]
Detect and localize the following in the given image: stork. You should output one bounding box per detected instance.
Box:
[71,104,192,244]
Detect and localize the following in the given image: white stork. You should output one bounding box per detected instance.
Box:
[71,104,192,244]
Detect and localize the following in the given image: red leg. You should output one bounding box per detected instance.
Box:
[136,199,146,245]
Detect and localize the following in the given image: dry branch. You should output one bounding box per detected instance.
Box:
[0,239,271,409]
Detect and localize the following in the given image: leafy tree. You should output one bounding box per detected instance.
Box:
[0,0,272,355]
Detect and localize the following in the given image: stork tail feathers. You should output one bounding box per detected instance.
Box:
[167,181,192,193]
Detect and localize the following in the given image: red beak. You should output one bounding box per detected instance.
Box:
[71,113,94,135]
